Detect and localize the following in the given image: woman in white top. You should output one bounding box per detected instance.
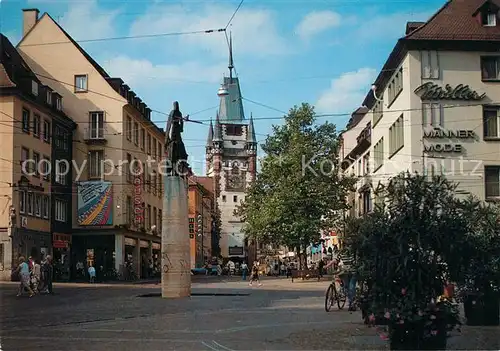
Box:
[32,260,41,293]
[16,256,34,297]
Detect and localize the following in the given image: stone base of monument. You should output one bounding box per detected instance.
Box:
[161,175,191,298]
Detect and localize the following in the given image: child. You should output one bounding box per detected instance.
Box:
[88,265,96,283]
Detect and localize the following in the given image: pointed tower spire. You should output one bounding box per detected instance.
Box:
[247,113,256,143]
[206,118,214,146]
[228,32,234,80]
[213,111,222,141]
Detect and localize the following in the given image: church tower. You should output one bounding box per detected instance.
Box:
[205,35,257,260]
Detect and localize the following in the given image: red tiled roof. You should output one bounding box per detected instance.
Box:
[189,176,214,195]
[406,0,500,41]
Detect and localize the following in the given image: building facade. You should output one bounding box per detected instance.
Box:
[205,39,257,260]
[16,9,164,279]
[0,34,76,281]
[188,176,214,268]
[341,0,500,216]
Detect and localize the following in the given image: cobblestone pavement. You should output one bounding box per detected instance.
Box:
[1,277,498,350]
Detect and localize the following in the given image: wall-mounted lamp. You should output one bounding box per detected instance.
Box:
[371,85,383,102]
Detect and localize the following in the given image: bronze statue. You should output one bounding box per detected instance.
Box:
[165,101,188,176]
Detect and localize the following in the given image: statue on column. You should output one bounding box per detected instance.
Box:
[165,101,189,176]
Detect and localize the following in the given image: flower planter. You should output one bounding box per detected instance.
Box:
[464,293,500,326]
[389,323,447,350]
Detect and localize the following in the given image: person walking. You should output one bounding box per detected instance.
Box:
[43,255,54,294]
[249,263,262,286]
[31,259,41,293]
[16,256,34,297]
[88,264,96,283]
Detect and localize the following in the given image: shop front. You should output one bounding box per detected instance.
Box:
[53,233,71,281]
[13,228,51,263]
[71,234,115,281]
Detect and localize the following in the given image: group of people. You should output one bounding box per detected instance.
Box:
[13,255,54,297]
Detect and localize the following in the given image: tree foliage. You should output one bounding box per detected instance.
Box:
[236,103,355,262]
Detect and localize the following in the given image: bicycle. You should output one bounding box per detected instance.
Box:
[325,274,347,312]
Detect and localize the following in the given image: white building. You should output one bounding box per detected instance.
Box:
[340,0,500,216]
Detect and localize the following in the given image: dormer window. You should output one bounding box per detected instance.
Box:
[46,89,52,105]
[55,96,62,111]
[484,12,497,26]
[31,80,38,96]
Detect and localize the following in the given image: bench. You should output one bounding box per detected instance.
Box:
[291,269,321,282]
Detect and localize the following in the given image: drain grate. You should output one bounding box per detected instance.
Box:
[137,292,249,297]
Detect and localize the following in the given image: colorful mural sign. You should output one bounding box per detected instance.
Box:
[77,181,113,226]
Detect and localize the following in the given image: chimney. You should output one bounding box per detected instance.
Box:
[22,9,39,37]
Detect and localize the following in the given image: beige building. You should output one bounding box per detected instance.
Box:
[341,0,500,217]
[16,8,165,279]
[0,34,76,280]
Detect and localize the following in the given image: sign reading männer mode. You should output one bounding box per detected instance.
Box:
[423,128,475,153]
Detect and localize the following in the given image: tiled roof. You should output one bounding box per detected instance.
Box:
[191,176,214,195]
[219,76,245,124]
[406,0,500,41]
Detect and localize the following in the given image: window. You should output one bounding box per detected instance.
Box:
[389,115,404,157]
[46,90,52,105]
[33,152,40,177]
[42,156,50,180]
[152,138,157,158]
[485,166,500,199]
[147,133,151,154]
[126,116,132,141]
[22,108,30,133]
[21,147,29,174]
[55,200,67,222]
[481,56,500,81]
[373,100,383,127]
[422,103,443,127]
[153,207,157,227]
[126,196,133,225]
[43,120,51,143]
[27,192,34,215]
[147,172,151,193]
[19,190,26,214]
[89,150,104,179]
[140,128,145,149]
[222,195,226,202]
[152,171,157,195]
[157,141,162,160]
[388,68,403,106]
[233,195,238,202]
[362,152,370,175]
[421,51,439,79]
[74,75,88,92]
[56,161,68,185]
[373,138,384,172]
[55,96,62,111]
[89,111,104,139]
[483,12,497,26]
[484,106,500,138]
[133,122,139,145]
[226,125,243,136]
[158,172,162,196]
[32,80,38,96]
[34,194,41,217]
[126,153,132,182]
[362,190,372,215]
[158,209,162,232]
[33,114,40,137]
[42,196,49,219]
[357,159,362,176]
[147,204,151,229]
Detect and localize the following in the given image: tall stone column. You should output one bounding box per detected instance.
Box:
[161,175,191,298]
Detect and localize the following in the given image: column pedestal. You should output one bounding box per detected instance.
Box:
[161,175,191,298]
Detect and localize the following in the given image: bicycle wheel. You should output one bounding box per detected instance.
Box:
[325,284,336,312]
[336,280,347,310]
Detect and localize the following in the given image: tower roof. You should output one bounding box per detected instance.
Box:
[247,113,256,143]
[206,118,214,146]
[218,76,245,124]
[213,111,223,141]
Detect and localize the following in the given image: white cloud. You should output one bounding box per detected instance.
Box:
[59,0,119,40]
[295,11,341,40]
[102,56,225,88]
[129,4,288,58]
[315,68,377,113]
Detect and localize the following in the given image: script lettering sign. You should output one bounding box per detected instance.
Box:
[415,83,485,101]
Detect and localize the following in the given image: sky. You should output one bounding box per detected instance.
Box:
[0,0,444,174]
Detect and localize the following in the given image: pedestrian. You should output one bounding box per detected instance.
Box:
[16,256,34,297]
[31,259,41,293]
[241,261,248,280]
[88,264,96,283]
[44,255,54,294]
[249,263,262,286]
[337,248,357,311]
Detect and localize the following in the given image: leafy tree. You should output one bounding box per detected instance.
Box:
[236,103,355,268]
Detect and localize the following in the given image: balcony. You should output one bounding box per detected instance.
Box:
[341,123,372,170]
[83,127,107,144]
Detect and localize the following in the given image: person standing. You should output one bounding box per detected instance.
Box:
[16,256,34,297]
[88,264,96,283]
[31,259,41,293]
[241,261,248,280]
[44,255,54,294]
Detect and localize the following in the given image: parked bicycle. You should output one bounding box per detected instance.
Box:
[325,274,347,312]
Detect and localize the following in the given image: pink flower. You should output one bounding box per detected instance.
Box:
[401,288,407,295]
[430,315,436,320]
[380,333,389,341]
[369,314,376,322]
[384,311,391,319]
[431,330,438,336]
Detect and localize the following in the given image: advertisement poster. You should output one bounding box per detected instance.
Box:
[77,181,113,225]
